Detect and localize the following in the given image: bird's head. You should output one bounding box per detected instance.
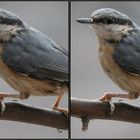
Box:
[0,8,24,42]
[76,8,137,43]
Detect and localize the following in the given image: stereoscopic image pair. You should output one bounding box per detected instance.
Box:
[0,1,139,139]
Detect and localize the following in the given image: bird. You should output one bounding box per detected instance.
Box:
[0,8,68,115]
[76,8,140,103]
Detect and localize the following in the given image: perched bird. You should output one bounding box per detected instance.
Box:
[76,8,140,102]
[0,8,68,114]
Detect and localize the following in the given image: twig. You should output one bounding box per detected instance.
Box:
[71,97,140,130]
[0,101,68,130]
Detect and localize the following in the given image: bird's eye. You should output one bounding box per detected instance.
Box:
[105,18,116,24]
[106,19,113,24]
[0,17,4,22]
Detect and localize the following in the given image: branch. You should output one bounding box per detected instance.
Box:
[71,97,140,131]
[1,98,140,131]
[0,101,68,130]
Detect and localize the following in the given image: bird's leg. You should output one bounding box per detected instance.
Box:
[99,92,139,101]
[0,92,29,100]
[52,94,68,116]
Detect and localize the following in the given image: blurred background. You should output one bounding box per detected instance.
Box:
[0,1,68,139]
[71,1,140,139]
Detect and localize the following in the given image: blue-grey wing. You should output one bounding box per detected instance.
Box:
[113,29,140,75]
[2,28,68,82]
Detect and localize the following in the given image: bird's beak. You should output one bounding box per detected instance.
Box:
[75,17,93,24]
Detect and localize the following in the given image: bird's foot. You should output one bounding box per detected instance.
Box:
[1,99,6,114]
[0,92,29,114]
[0,97,6,115]
[0,92,22,114]
[99,92,115,115]
[52,106,68,116]
[0,92,11,114]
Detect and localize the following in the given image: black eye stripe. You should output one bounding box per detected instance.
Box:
[94,17,133,26]
[0,17,23,26]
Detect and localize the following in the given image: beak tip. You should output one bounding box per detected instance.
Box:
[75,18,82,23]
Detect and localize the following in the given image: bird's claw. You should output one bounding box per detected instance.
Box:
[60,109,68,116]
[52,107,68,116]
[109,100,115,115]
[1,99,6,114]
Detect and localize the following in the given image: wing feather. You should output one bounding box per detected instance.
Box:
[2,28,68,82]
[113,29,140,75]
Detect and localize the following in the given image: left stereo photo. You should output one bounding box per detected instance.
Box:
[0,1,69,139]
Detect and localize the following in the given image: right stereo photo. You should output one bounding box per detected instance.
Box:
[71,1,140,139]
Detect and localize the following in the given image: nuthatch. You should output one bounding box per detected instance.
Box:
[0,8,68,114]
[76,8,140,103]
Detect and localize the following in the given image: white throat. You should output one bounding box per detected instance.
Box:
[91,24,133,44]
[0,24,22,42]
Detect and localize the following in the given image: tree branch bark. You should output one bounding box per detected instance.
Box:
[0,101,68,130]
[71,97,140,131]
[1,98,140,131]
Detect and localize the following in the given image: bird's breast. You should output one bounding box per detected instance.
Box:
[98,43,140,93]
